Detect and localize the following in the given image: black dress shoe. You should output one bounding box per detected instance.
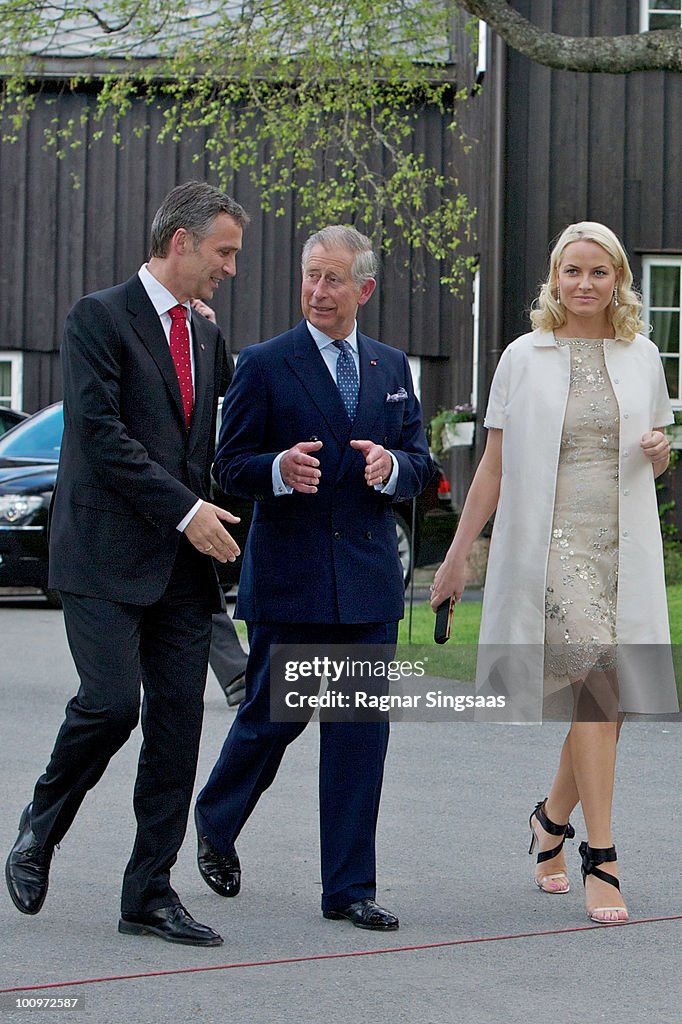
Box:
[323,898,399,931]
[118,904,223,946]
[195,808,241,897]
[5,803,53,916]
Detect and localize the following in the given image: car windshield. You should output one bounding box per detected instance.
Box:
[0,405,63,461]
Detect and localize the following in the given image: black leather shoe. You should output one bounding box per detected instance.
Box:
[5,803,53,916]
[323,898,399,931]
[118,904,223,946]
[195,808,241,897]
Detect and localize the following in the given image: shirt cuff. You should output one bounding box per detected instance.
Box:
[375,452,398,494]
[177,499,203,532]
[272,452,294,496]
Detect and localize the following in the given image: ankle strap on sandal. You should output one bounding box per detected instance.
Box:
[532,800,575,839]
[579,842,620,890]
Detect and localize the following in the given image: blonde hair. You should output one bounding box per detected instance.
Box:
[530,221,645,341]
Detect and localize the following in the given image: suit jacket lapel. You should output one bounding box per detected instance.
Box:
[351,334,390,441]
[284,322,351,447]
[125,275,188,431]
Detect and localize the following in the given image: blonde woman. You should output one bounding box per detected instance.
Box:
[431,222,679,923]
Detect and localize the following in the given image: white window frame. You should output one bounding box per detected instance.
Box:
[407,356,422,402]
[0,352,24,409]
[476,20,488,78]
[642,255,682,406]
[470,265,481,411]
[640,0,682,31]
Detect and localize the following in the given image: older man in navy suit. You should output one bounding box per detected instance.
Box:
[5,181,247,946]
[195,226,433,930]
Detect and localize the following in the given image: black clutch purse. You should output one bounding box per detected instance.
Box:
[434,596,456,644]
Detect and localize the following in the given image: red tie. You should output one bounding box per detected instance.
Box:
[168,304,193,426]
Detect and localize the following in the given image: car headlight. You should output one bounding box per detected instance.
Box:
[0,495,45,524]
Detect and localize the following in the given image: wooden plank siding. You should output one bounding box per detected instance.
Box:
[501,0,682,348]
[0,77,479,428]
[8,1,679,519]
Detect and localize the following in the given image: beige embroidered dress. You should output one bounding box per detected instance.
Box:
[544,338,619,682]
[477,328,677,722]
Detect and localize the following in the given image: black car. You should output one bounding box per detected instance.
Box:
[0,408,28,437]
[0,403,63,605]
[0,402,455,604]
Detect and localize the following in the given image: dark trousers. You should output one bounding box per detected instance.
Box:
[31,541,213,914]
[196,620,398,911]
[209,611,248,693]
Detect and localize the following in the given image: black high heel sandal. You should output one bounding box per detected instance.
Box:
[528,799,575,894]
[579,842,629,923]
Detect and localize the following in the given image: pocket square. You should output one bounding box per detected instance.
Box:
[386,387,408,403]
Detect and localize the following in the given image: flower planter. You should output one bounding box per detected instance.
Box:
[441,420,475,451]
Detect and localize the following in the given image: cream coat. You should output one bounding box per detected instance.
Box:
[475,329,677,719]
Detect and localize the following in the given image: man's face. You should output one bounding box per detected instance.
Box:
[301,243,375,339]
[179,213,243,302]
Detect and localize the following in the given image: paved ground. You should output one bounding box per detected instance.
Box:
[0,598,681,1023]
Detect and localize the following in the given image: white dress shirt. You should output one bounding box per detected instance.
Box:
[137,264,202,531]
[272,321,398,495]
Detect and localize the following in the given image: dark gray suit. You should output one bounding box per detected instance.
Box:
[34,273,226,914]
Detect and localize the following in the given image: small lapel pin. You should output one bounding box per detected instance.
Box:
[370,359,378,366]
[200,343,205,351]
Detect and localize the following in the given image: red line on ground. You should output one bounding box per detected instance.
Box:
[2,915,680,994]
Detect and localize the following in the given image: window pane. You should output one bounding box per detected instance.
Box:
[650,265,681,307]
[662,356,679,400]
[0,362,11,402]
[650,310,680,354]
[0,404,63,460]
[650,12,681,29]
[651,1,681,12]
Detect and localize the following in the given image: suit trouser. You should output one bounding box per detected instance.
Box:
[209,611,248,694]
[31,541,213,914]
[196,620,398,911]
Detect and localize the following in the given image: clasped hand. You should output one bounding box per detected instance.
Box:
[280,439,391,493]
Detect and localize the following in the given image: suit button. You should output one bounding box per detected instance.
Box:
[365,531,373,540]
[333,531,341,540]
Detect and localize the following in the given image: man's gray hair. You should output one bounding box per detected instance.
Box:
[150,181,249,258]
[302,226,378,285]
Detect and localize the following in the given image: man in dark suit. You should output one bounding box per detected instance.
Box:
[5,181,248,947]
[195,226,433,930]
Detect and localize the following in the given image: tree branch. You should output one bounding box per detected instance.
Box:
[453,0,682,73]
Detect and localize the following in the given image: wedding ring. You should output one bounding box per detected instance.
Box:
[205,544,213,552]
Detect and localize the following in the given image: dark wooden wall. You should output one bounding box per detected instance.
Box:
[502,0,682,346]
[0,80,480,419]
[8,4,673,514]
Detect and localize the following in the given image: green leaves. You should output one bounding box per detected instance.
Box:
[1,0,478,290]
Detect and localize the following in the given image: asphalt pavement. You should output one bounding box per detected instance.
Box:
[0,597,681,1024]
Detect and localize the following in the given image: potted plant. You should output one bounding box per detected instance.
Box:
[429,404,476,454]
